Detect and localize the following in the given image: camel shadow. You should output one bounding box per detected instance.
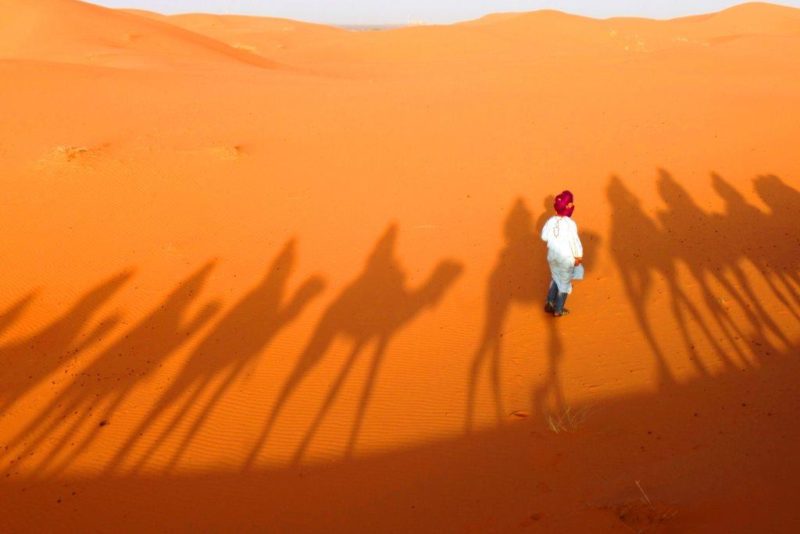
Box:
[3,263,219,477]
[244,224,462,468]
[465,198,547,432]
[0,292,38,340]
[608,170,799,383]
[752,174,800,316]
[0,272,131,416]
[107,240,324,474]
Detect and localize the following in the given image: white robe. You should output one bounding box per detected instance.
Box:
[540,215,583,294]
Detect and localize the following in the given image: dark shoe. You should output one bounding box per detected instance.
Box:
[544,302,555,314]
[553,308,570,317]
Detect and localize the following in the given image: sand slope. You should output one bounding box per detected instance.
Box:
[0,1,799,532]
[0,0,278,69]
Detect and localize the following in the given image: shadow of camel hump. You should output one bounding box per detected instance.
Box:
[708,172,796,344]
[107,240,325,474]
[657,169,787,364]
[2,262,219,477]
[243,223,463,469]
[610,170,799,386]
[0,270,132,415]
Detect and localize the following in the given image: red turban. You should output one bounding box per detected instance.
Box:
[554,190,574,217]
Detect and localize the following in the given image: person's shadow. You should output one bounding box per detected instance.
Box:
[531,198,602,423]
[4,262,219,476]
[243,224,462,468]
[107,241,324,474]
[465,198,548,433]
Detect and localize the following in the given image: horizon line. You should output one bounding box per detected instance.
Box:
[87,1,800,29]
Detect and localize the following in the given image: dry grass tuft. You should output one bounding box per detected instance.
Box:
[607,481,678,533]
[545,405,591,433]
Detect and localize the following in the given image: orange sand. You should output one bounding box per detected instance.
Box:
[1,1,799,531]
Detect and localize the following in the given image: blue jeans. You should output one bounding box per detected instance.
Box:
[546,280,568,314]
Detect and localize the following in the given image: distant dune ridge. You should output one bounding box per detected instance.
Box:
[2,0,800,68]
[1,1,799,532]
[0,0,280,68]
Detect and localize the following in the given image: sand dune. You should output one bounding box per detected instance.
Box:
[0,0,279,69]
[0,1,799,531]
[139,2,800,74]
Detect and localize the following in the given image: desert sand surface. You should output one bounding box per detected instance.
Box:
[1,0,799,531]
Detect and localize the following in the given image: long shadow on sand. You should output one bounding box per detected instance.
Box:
[467,196,601,432]
[0,272,132,416]
[0,292,38,340]
[243,224,463,468]
[608,171,799,383]
[532,200,601,427]
[466,198,547,432]
[107,241,325,474]
[2,263,219,477]
[752,174,800,316]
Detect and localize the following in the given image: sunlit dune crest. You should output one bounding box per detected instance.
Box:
[0,0,280,68]
[0,0,799,531]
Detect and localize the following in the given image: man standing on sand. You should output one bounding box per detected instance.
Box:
[541,190,583,317]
